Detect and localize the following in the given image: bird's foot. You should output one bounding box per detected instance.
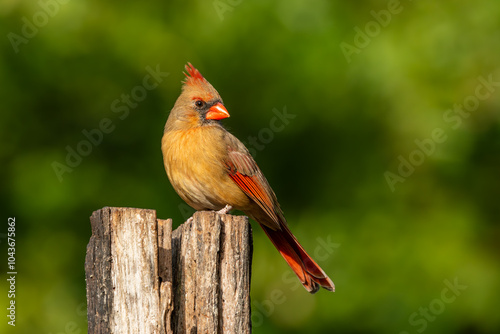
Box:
[186,216,194,224]
[216,204,233,215]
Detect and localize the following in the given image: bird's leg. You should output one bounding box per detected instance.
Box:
[216,204,233,215]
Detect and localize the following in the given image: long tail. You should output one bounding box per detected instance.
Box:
[259,222,335,293]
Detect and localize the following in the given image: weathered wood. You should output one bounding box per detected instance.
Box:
[171,211,252,333]
[86,208,113,334]
[86,207,161,334]
[158,219,174,334]
[218,213,252,333]
[86,207,252,334]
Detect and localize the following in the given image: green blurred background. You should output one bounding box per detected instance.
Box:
[1,0,500,333]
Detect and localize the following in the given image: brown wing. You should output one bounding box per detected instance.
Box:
[223,134,335,293]
[224,141,284,230]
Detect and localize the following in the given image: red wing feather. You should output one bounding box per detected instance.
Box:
[226,148,283,228]
[224,142,335,293]
[227,172,278,224]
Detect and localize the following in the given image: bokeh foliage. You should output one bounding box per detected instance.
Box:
[1,0,500,333]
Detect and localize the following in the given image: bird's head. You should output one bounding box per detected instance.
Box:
[167,63,230,130]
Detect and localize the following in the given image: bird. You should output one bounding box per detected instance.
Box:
[161,63,334,293]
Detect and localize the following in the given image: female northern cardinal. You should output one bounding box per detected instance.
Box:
[162,63,334,293]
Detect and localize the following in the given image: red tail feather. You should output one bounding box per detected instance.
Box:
[259,223,335,294]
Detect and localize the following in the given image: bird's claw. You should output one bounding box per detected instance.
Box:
[216,204,233,215]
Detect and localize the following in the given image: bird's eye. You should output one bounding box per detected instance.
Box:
[195,100,205,108]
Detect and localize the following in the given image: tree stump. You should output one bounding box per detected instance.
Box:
[85,207,252,334]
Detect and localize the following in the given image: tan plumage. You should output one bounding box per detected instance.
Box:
[162,63,334,293]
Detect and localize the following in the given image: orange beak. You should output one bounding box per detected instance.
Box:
[206,102,230,120]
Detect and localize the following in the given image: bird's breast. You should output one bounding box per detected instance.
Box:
[161,126,250,211]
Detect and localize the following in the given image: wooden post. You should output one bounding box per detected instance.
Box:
[85,207,252,334]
